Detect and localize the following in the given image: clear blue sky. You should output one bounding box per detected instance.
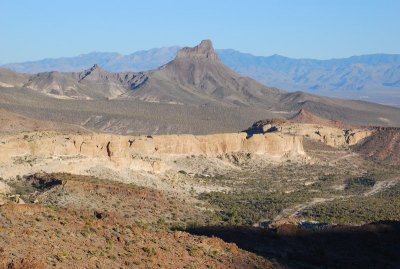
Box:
[1,0,399,63]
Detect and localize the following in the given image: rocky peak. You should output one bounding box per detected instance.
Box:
[79,64,108,81]
[176,39,219,61]
[87,64,104,74]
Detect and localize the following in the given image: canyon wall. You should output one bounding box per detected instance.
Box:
[0,132,305,179]
[0,132,305,159]
[273,124,372,147]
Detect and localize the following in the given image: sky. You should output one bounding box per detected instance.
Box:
[0,0,399,63]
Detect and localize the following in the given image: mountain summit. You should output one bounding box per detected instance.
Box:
[78,64,108,82]
[124,39,281,106]
[176,39,219,61]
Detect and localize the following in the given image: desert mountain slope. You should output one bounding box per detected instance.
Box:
[0,85,275,135]
[288,109,345,128]
[0,68,29,88]
[0,109,84,134]
[123,40,282,107]
[353,128,400,165]
[23,65,148,100]
[11,40,282,106]
[278,90,400,127]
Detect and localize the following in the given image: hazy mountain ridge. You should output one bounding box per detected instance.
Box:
[3,47,400,105]
[3,47,181,73]
[217,50,400,106]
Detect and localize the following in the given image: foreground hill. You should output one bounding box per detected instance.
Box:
[0,174,271,269]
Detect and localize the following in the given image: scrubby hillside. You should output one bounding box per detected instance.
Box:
[0,173,271,269]
[0,109,84,134]
[353,128,400,165]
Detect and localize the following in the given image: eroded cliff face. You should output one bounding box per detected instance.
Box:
[259,123,372,147]
[245,110,374,148]
[0,131,305,179]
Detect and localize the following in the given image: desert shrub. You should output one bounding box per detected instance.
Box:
[199,190,309,225]
[142,247,157,256]
[301,183,400,224]
[318,174,336,182]
[345,176,376,193]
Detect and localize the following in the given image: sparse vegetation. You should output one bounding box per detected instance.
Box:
[302,184,400,224]
[199,190,309,225]
[344,176,376,193]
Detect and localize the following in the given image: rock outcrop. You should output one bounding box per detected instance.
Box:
[0,131,305,178]
[244,111,373,147]
[176,40,219,61]
[1,132,304,159]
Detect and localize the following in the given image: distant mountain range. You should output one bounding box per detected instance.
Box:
[2,47,181,73]
[218,51,400,107]
[2,46,400,106]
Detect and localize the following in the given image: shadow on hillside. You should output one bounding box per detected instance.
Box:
[184,221,400,269]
